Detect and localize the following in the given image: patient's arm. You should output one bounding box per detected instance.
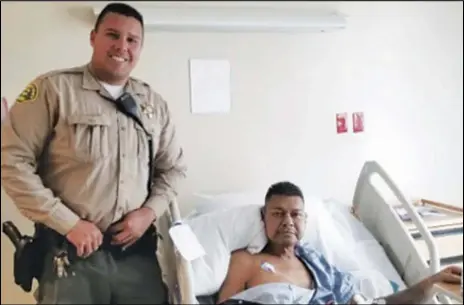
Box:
[383,266,461,304]
[216,250,254,304]
[382,280,431,304]
[347,282,428,305]
[349,266,462,304]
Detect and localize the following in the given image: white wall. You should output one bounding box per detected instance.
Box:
[1,1,462,303]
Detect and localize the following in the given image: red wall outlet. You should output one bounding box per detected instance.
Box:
[336,112,348,134]
[352,112,364,133]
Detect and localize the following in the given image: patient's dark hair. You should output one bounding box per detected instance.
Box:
[264,181,304,204]
[94,2,144,31]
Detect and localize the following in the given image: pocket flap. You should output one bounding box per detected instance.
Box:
[68,114,111,126]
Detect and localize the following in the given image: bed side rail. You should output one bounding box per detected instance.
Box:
[352,161,440,276]
[168,199,197,304]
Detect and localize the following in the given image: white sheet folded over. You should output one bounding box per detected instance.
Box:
[230,282,315,304]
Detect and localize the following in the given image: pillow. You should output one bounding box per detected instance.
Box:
[187,191,264,217]
[184,204,265,296]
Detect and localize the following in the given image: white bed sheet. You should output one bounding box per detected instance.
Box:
[304,197,407,297]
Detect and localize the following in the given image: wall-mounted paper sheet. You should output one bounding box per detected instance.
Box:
[189,58,231,114]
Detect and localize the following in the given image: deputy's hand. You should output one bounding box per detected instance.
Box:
[109,207,156,249]
[65,220,103,257]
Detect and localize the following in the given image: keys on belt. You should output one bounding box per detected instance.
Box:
[53,249,74,278]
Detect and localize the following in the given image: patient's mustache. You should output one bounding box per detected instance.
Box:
[278,229,296,234]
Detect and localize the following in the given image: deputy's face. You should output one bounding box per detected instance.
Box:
[90,12,143,84]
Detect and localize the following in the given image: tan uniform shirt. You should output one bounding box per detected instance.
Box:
[1,64,186,236]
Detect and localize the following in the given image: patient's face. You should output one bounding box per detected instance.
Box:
[263,195,306,247]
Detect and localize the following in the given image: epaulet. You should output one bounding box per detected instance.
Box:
[35,65,86,81]
[130,76,160,99]
[130,76,151,89]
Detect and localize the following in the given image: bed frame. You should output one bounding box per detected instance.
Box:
[351,161,437,286]
[351,161,463,304]
[159,160,463,304]
[157,198,197,304]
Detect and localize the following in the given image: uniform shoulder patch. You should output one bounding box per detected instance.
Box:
[16,82,39,103]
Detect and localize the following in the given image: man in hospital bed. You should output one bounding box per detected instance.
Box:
[216,182,462,305]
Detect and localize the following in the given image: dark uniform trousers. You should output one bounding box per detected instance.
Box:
[36,226,168,304]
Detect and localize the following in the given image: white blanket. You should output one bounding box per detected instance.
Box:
[230,283,315,304]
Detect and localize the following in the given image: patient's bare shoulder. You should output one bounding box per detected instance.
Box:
[230,249,257,272]
[217,250,258,304]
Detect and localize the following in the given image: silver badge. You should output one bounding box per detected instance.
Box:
[141,102,155,118]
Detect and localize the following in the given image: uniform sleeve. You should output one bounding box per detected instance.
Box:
[1,78,81,235]
[143,95,187,219]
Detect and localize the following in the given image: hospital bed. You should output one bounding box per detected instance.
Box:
[156,160,463,304]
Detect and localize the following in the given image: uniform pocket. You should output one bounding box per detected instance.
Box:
[68,114,112,161]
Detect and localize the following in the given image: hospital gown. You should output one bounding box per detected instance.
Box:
[227,243,357,305]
